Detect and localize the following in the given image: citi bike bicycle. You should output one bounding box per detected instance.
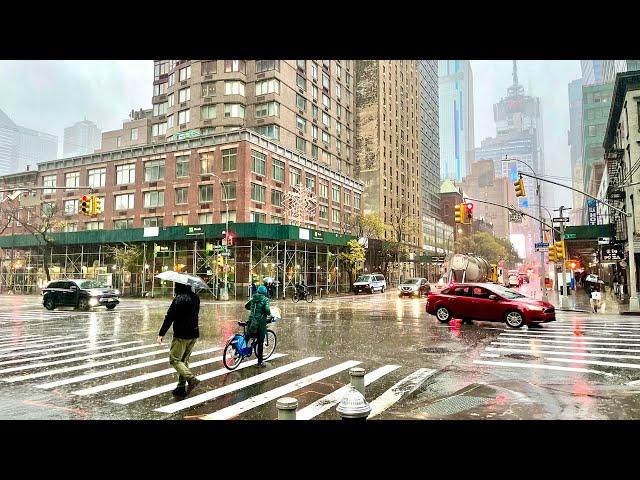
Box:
[222,307,280,370]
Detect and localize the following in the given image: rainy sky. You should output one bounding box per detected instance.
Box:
[0,59,580,208]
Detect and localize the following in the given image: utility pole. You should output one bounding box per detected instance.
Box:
[555,205,570,309]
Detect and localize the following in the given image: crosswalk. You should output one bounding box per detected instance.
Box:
[0,329,434,420]
[0,302,167,324]
[473,312,640,383]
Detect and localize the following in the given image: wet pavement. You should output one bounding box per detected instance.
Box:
[0,291,639,420]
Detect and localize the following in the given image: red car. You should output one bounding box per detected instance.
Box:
[425,283,555,328]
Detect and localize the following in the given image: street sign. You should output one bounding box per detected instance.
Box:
[535,242,549,252]
[564,233,577,239]
[588,199,598,226]
[600,244,624,261]
[509,211,523,223]
[220,251,231,257]
[552,217,570,223]
[598,237,611,245]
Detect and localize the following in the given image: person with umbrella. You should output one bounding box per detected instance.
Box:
[156,271,206,397]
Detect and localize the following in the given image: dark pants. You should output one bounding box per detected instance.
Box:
[169,337,197,387]
[246,332,265,364]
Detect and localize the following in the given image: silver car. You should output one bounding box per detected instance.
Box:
[353,274,386,294]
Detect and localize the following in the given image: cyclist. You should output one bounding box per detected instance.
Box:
[295,281,307,299]
[244,285,271,368]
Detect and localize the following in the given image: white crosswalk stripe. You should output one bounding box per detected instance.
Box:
[0,336,88,354]
[0,340,141,365]
[368,368,436,418]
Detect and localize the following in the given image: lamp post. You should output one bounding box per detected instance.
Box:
[203,173,230,301]
[502,157,548,301]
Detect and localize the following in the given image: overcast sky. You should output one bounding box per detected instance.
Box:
[0,59,581,208]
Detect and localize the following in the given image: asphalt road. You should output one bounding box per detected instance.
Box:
[0,290,639,420]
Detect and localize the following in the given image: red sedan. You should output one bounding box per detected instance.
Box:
[425,283,555,328]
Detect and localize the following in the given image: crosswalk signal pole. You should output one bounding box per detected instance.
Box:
[555,206,570,308]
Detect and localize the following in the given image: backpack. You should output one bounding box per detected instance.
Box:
[246,300,259,336]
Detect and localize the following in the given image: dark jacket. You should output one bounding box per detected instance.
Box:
[244,293,270,337]
[159,291,200,339]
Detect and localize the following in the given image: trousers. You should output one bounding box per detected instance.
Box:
[169,337,197,386]
[246,333,265,364]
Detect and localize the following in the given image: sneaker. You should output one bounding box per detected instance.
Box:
[257,362,267,368]
[186,377,201,394]
[172,386,187,397]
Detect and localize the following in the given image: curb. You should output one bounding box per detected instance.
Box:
[555,308,592,313]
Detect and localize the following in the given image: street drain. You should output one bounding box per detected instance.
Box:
[419,347,449,354]
[505,353,538,361]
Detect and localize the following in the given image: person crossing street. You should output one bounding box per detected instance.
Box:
[245,285,271,368]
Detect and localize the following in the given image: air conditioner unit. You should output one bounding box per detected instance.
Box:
[180,124,187,129]
[180,102,186,108]
[324,106,329,112]
[158,115,165,120]
[257,119,265,124]
[298,109,304,115]
[203,120,211,125]
[204,75,212,80]
[256,73,265,79]
[298,88,305,94]
[180,80,187,86]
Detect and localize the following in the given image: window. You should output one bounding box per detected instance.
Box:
[143,217,164,228]
[115,193,135,210]
[198,212,213,224]
[224,81,245,96]
[201,104,216,120]
[201,60,216,75]
[116,164,135,185]
[322,131,330,145]
[255,124,279,140]
[250,212,266,223]
[114,218,133,229]
[42,202,55,216]
[311,144,318,159]
[306,174,316,190]
[199,185,213,203]
[319,181,328,199]
[332,184,340,202]
[201,82,215,97]
[130,127,139,141]
[336,139,342,153]
[344,190,351,206]
[222,182,236,201]
[272,158,284,181]
[86,221,103,231]
[346,73,352,87]
[290,168,301,186]
[221,210,236,223]
[43,175,56,194]
[199,152,214,174]
[336,84,341,99]
[251,183,266,203]
[224,60,246,73]
[336,64,341,79]
[255,101,279,117]
[255,78,280,95]
[296,115,306,132]
[172,156,188,178]
[296,136,306,152]
[251,150,266,175]
[116,136,123,148]
[297,60,306,72]
[322,93,330,109]
[65,172,80,190]
[178,109,190,125]
[271,216,283,225]
[64,199,78,215]
[174,214,189,226]
[312,85,318,101]
[178,87,191,103]
[336,121,342,136]
[178,65,191,81]
[312,124,318,140]
[322,112,330,128]
[354,193,361,209]
[312,104,318,120]
[87,168,106,188]
[153,82,167,96]
[337,103,342,118]
[319,205,328,220]
[152,122,167,136]
[168,73,175,87]
[297,74,306,90]
[224,104,245,118]
[255,60,279,73]
[64,222,78,232]
[167,114,174,129]
[322,73,330,90]
[153,102,167,116]
[332,209,341,224]
[222,148,237,172]
[144,160,165,182]
[271,189,283,206]
[296,94,306,111]
[143,190,164,208]
[311,63,318,81]
[175,187,188,205]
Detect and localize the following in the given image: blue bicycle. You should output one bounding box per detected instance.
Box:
[222,307,280,371]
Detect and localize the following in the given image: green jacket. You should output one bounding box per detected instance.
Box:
[245,293,270,337]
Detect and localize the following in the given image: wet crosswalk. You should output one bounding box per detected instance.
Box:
[0,328,435,420]
[473,312,640,383]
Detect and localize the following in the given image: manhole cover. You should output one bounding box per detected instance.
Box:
[420,347,449,354]
[504,353,538,361]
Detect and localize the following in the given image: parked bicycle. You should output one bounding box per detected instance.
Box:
[222,307,280,370]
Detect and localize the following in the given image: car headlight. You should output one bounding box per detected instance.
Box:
[113,289,120,296]
[528,305,544,312]
[89,298,99,307]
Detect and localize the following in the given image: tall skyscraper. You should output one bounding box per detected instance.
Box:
[63,119,101,158]
[568,78,583,216]
[150,60,355,176]
[419,60,441,220]
[438,60,474,182]
[0,108,57,175]
[580,60,605,86]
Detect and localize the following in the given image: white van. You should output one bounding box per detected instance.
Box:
[353,273,386,294]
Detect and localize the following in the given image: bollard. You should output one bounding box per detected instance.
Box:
[336,386,371,421]
[276,397,298,420]
[349,367,366,397]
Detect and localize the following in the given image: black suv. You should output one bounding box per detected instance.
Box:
[42,279,120,311]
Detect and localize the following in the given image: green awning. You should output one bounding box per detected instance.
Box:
[562,224,614,241]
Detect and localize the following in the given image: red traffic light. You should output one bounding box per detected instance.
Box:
[82,195,88,202]
[466,203,473,211]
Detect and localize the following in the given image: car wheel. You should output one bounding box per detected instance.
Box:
[106,304,116,310]
[78,298,90,311]
[435,306,451,323]
[44,297,55,311]
[505,310,525,329]
[381,287,385,293]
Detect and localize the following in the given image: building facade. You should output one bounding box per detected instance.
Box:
[99,109,153,153]
[438,60,474,182]
[63,120,101,158]
[419,60,441,221]
[150,60,355,177]
[568,78,583,220]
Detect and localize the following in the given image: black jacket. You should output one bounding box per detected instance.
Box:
[158,291,200,339]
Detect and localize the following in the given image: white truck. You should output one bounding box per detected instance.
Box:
[445,254,492,284]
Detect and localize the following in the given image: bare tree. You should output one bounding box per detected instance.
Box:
[388,204,420,245]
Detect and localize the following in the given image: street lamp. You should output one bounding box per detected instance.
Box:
[502,157,548,301]
[202,172,230,301]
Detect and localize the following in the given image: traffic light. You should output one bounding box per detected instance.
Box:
[205,243,214,256]
[514,177,526,198]
[555,241,565,260]
[548,247,557,263]
[216,254,224,267]
[464,202,474,224]
[90,195,101,215]
[80,195,90,216]
[454,204,464,224]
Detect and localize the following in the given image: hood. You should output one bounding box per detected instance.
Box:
[513,297,553,308]
[87,288,118,296]
[251,293,266,302]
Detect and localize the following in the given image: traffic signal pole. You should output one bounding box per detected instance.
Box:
[556,206,570,308]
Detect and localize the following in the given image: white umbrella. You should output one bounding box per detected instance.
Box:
[585,274,599,283]
[155,270,208,290]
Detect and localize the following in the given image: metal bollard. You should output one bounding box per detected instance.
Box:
[276,397,298,420]
[336,386,371,421]
[349,367,365,397]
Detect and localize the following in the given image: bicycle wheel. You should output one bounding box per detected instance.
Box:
[305,293,314,303]
[255,329,277,361]
[222,337,243,370]
[292,293,300,303]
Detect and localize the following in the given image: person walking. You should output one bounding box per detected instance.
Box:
[157,282,202,397]
[245,285,271,368]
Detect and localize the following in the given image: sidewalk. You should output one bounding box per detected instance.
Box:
[545,287,640,315]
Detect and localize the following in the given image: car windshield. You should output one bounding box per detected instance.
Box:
[79,280,105,289]
[489,285,525,299]
[355,275,372,283]
[403,279,421,284]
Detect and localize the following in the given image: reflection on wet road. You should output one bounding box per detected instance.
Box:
[0,293,639,420]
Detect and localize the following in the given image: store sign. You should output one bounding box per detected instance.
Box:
[299,228,310,240]
[186,226,204,236]
[143,227,159,237]
[313,230,324,242]
[588,199,598,226]
[600,244,624,262]
[174,129,201,141]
